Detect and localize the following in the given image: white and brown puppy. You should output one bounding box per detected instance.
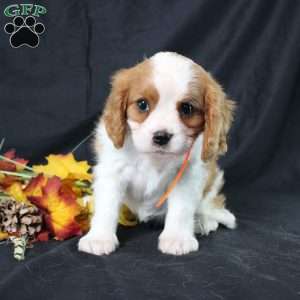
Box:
[78,52,236,256]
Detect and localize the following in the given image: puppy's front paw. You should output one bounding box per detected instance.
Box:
[78,233,119,256]
[158,232,199,255]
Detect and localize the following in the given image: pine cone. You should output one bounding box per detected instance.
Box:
[0,198,42,238]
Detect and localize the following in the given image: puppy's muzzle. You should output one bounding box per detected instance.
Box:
[152,131,173,146]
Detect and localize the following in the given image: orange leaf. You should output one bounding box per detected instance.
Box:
[24,174,47,198]
[0,175,20,189]
[2,149,29,171]
[0,160,16,172]
[29,176,83,240]
[36,231,50,242]
[61,179,82,197]
[3,149,16,160]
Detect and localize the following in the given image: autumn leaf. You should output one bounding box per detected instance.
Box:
[6,182,28,203]
[0,175,21,189]
[4,150,28,164]
[0,231,9,241]
[36,231,50,242]
[0,160,16,172]
[78,195,137,227]
[29,176,84,240]
[75,207,91,234]
[0,150,29,172]
[24,174,47,198]
[33,153,92,182]
[119,204,138,227]
[77,195,94,215]
[62,179,85,198]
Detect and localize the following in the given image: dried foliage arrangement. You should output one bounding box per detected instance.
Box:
[0,139,137,260]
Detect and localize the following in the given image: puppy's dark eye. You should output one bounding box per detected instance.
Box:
[179,102,194,116]
[136,99,150,112]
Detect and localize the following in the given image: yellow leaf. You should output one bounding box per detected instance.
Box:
[33,153,92,182]
[78,195,94,214]
[0,231,9,240]
[78,196,137,227]
[118,204,138,227]
[6,182,29,203]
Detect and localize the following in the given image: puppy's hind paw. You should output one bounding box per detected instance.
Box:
[195,215,219,236]
[195,208,236,235]
[78,233,119,256]
[218,208,237,229]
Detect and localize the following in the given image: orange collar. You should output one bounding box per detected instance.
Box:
[155,146,193,208]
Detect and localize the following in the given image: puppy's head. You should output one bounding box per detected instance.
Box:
[103,52,235,161]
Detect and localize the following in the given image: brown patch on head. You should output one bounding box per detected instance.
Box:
[126,76,159,123]
[191,64,236,162]
[174,75,206,139]
[176,97,205,138]
[102,59,155,148]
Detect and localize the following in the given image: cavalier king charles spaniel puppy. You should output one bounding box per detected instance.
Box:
[78,52,236,256]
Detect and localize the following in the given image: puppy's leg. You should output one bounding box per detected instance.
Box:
[195,170,236,235]
[78,170,125,255]
[209,194,236,229]
[158,180,199,256]
[195,194,236,235]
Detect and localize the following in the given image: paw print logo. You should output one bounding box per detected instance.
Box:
[4,16,45,48]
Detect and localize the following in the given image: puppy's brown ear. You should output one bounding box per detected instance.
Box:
[201,72,235,161]
[218,97,236,156]
[103,69,130,149]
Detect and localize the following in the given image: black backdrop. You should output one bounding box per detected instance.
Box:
[0,1,300,299]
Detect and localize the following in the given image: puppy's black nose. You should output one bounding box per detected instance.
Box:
[152,131,173,146]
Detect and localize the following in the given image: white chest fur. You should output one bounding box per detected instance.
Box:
[121,154,180,221]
